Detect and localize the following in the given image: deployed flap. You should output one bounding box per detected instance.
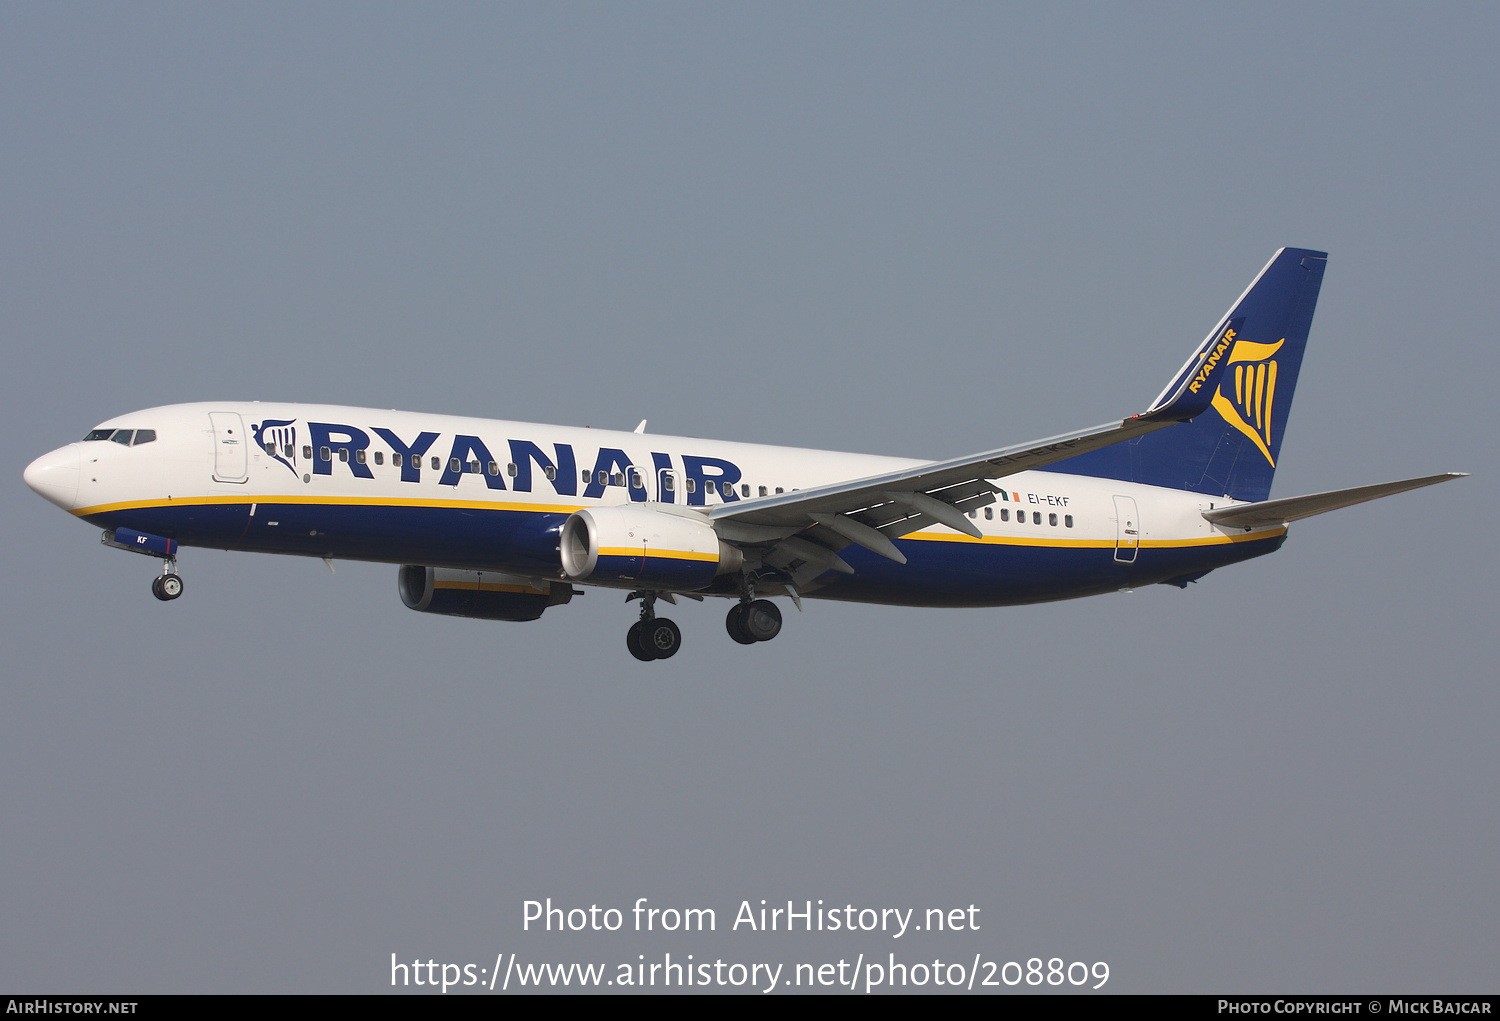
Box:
[1202,473,1467,528]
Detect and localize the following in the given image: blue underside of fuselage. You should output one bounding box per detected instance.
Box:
[82,502,1286,608]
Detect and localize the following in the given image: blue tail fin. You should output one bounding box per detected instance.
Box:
[1046,247,1327,502]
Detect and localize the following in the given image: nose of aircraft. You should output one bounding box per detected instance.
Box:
[24,444,81,510]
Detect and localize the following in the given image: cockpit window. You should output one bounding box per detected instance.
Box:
[84,427,158,444]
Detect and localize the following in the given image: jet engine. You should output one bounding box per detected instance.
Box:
[559,505,742,590]
[398,566,573,622]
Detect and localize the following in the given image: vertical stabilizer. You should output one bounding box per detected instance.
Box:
[1046,248,1327,502]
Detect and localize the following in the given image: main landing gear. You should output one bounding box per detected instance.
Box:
[622,583,787,662]
[151,562,184,602]
[726,572,782,646]
[625,592,681,662]
[726,599,781,645]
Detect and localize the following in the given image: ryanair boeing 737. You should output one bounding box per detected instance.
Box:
[23,248,1464,661]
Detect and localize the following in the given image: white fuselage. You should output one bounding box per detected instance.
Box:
[26,401,1283,609]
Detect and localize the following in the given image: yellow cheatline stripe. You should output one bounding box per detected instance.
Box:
[75,497,1285,552]
[899,527,1285,549]
[72,494,587,517]
[433,581,546,594]
[598,547,719,562]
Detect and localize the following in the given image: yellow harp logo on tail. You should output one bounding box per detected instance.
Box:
[1210,337,1284,466]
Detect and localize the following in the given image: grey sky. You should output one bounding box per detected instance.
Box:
[2,3,1495,993]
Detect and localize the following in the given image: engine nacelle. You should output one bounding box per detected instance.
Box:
[398,566,573,622]
[559,505,742,590]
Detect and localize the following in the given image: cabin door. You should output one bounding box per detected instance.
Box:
[1113,495,1140,563]
[209,412,248,483]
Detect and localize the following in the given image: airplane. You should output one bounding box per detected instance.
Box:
[23,247,1465,661]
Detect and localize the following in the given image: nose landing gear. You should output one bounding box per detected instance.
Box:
[151,564,184,601]
[101,529,185,602]
[625,591,681,661]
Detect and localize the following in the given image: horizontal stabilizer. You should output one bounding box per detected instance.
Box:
[1202,473,1467,528]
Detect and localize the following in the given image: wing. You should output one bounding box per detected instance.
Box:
[706,335,1240,584]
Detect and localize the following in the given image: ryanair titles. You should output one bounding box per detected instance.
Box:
[252,418,745,507]
[1189,326,1238,394]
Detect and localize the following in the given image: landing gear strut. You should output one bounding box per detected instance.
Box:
[625,591,681,661]
[151,561,184,602]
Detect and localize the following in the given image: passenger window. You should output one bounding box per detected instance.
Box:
[759,486,768,497]
[984,507,993,520]
[374,451,384,465]
[1049,513,1057,526]
[450,458,461,472]
[488,461,499,476]
[663,473,675,492]
[133,430,156,445]
[544,466,556,481]
[706,480,717,494]
[1033,512,1041,524]
[431,456,441,470]
[1065,515,1073,528]
[611,472,625,486]
[968,509,977,518]
[741,484,750,498]
[111,430,133,445]
[320,446,331,462]
[507,463,518,477]
[356,449,366,464]
[596,470,608,485]
[339,448,349,462]
[303,446,313,460]
[1000,508,1009,522]
[775,487,784,494]
[393,453,403,467]
[686,478,697,493]
[582,469,591,483]
[630,469,643,489]
[282,444,292,458]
